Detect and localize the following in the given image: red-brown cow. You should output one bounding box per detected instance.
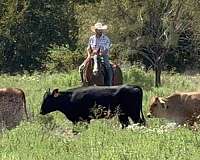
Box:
[0,88,28,130]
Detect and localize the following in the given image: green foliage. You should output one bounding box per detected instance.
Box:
[110,43,128,64]
[75,2,101,46]
[44,45,85,72]
[0,0,78,73]
[75,0,101,5]
[165,30,197,72]
[123,66,154,90]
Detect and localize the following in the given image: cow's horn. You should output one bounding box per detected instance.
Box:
[159,97,166,104]
[159,98,169,109]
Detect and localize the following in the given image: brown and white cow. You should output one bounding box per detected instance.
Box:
[147,92,200,125]
[0,88,28,130]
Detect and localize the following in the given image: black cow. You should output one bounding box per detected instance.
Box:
[40,85,145,128]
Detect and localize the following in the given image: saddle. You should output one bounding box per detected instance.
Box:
[80,57,114,85]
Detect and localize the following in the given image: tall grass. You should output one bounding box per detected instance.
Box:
[1,67,200,160]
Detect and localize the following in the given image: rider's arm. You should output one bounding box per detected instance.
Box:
[105,37,111,51]
[100,36,111,55]
[86,44,93,58]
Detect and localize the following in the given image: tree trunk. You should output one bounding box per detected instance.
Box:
[155,65,161,87]
[155,61,162,87]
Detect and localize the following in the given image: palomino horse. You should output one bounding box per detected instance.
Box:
[81,49,123,86]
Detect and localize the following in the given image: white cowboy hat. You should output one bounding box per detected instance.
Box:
[91,22,108,32]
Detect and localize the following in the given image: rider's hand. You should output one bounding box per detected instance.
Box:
[93,49,98,54]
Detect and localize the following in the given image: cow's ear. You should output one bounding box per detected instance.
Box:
[52,89,59,97]
[159,98,165,104]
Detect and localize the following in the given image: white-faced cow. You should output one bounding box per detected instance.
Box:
[40,85,145,128]
[0,88,28,130]
[147,92,200,125]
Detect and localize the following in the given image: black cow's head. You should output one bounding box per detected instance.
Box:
[40,88,61,115]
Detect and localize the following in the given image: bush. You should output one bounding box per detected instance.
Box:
[109,44,128,64]
[44,45,85,72]
[123,65,154,90]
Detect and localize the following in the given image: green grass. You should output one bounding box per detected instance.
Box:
[1,67,200,160]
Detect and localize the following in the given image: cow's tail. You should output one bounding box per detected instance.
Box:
[138,86,146,125]
[21,90,29,121]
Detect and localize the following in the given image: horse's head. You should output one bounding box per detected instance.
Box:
[90,48,104,76]
[82,46,105,86]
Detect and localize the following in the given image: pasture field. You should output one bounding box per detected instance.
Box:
[1,67,200,160]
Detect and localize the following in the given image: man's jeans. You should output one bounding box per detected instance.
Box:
[93,54,113,86]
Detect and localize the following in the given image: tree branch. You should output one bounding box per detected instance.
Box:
[113,0,136,24]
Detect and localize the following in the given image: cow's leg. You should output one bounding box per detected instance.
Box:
[118,114,130,129]
[79,110,92,124]
[130,113,141,124]
[128,95,144,125]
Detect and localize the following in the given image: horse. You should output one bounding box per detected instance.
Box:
[81,48,123,86]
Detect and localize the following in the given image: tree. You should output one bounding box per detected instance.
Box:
[98,0,200,87]
[137,0,200,86]
[0,0,78,72]
[0,0,28,71]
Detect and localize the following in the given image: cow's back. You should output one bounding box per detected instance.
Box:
[179,92,200,115]
[168,92,200,108]
[0,88,28,130]
[164,92,200,123]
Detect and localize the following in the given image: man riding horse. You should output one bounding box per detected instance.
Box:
[79,22,113,86]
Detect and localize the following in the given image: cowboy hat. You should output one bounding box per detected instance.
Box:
[91,22,108,32]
